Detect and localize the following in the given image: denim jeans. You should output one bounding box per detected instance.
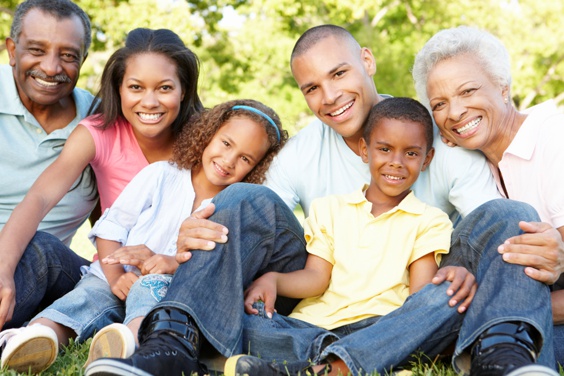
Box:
[4,231,90,329]
[553,324,564,365]
[239,198,555,375]
[33,273,171,341]
[149,183,307,357]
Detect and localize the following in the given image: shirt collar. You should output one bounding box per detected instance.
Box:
[345,185,426,215]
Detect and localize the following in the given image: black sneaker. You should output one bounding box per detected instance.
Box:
[224,354,325,376]
[84,331,207,376]
[470,322,558,376]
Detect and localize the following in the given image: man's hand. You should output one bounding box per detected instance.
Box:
[498,221,564,284]
[244,273,278,318]
[0,272,16,328]
[176,203,228,264]
[432,266,476,313]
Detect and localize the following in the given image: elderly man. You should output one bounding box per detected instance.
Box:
[0,0,96,330]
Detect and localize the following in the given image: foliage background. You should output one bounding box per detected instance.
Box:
[1,0,563,137]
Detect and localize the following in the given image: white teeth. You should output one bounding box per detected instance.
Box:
[330,101,353,116]
[456,117,481,134]
[384,175,403,180]
[138,113,162,121]
[34,78,58,87]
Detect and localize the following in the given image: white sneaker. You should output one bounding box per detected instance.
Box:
[0,324,58,373]
[84,323,136,368]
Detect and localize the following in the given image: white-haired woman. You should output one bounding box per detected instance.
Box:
[413,25,564,369]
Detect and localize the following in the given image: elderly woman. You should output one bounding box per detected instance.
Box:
[413,25,564,369]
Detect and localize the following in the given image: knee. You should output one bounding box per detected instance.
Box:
[473,199,540,223]
[212,183,278,208]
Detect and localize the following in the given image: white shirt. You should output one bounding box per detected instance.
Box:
[86,161,210,281]
[265,118,501,225]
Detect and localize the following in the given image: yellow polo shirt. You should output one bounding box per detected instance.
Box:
[289,186,452,330]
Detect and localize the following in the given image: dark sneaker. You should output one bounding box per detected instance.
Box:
[470,322,558,376]
[224,354,321,376]
[85,331,207,376]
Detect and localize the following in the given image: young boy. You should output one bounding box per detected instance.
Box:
[224,97,463,376]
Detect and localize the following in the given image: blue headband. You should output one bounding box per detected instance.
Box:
[232,105,281,142]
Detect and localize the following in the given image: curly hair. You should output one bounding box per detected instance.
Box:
[172,99,288,185]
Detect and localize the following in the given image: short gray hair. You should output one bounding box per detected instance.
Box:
[412,26,511,108]
[10,0,91,54]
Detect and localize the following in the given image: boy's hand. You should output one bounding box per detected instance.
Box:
[176,204,229,264]
[109,272,138,301]
[244,273,278,318]
[103,244,155,268]
[141,254,178,275]
[432,266,476,313]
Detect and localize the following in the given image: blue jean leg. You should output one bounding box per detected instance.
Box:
[553,324,564,367]
[444,199,555,373]
[149,184,307,357]
[4,231,90,329]
[322,282,463,375]
[31,273,125,342]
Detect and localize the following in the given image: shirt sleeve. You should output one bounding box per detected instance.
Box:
[302,197,335,265]
[409,206,453,266]
[88,163,162,245]
[438,142,502,218]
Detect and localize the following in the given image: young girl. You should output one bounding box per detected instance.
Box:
[0,27,202,329]
[0,99,288,374]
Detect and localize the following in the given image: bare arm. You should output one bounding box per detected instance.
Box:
[96,238,138,300]
[0,125,95,326]
[408,253,438,295]
[244,254,332,317]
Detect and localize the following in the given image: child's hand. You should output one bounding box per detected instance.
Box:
[103,245,155,268]
[109,272,139,301]
[244,273,278,318]
[141,255,179,275]
[432,266,476,313]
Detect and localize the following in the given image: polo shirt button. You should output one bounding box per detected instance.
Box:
[36,128,42,134]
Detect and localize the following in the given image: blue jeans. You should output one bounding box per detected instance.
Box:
[240,199,555,375]
[4,231,90,329]
[148,183,307,357]
[33,273,171,342]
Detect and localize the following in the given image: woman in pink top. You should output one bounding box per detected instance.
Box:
[0,27,203,327]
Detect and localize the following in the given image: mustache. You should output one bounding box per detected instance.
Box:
[25,69,72,84]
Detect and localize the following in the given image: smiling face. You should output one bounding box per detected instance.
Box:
[426,53,510,152]
[197,116,271,193]
[360,118,434,208]
[119,52,184,143]
[291,35,379,149]
[6,9,85,111]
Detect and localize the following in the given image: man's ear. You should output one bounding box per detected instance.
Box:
[6,38,16,67]
[421,147,435,171]
[360,47,376,77]
[359,137,369,163]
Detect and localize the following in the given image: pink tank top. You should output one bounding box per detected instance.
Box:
[81,116,149,212]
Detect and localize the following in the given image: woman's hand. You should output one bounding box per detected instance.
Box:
[498,221,564,284]
[102,244,155,268]
[432,266,477,313]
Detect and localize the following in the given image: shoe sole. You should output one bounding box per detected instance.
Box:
[84,324,136,368]
[506,364,560,376]
[224,354,245,376]
[1,335,57,373]
[85,359,153,376]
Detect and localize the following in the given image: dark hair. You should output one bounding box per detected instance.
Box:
[11,0,91,54]
[172,99,288,184]
[363,97,434,152]
[88,28,203,136]
[291,24,359,62]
